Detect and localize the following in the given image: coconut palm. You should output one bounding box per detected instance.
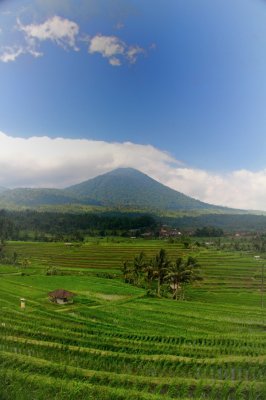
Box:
[132,251,147,285]
[144,260,155,290]
[153,249,172,297]
[121,260,133,284]
[165,256,202,300]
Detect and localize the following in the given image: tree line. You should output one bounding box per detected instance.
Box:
[121,249,202,300]
[0,210,156,240]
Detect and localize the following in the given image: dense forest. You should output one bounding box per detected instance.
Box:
[164,213,266,231]
[1,209,266,242]
[0,210,156,241]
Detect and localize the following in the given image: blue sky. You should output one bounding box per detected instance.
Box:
[1,0,266,209]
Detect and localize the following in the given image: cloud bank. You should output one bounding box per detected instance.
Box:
[0,131,265,211]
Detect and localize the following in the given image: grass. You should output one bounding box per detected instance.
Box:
[0,238,266,399]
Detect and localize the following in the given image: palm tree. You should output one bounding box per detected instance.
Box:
[132,251,147,286]
[144,260,155,290]
[121,260,133,284]
[153,249,172,297]
[165,256,202,300]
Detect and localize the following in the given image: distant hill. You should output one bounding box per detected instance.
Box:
[0,167,239,212]
[0,188,101,208]
[66,168,231,212]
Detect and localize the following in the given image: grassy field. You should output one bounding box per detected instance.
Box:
[0,238,265,399]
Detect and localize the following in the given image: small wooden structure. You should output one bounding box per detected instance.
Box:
[48,289,76,305]
[20,298,26,309]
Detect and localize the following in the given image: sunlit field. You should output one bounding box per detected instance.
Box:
[0,239,265,399]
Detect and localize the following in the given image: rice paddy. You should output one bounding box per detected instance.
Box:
[0,238,265,399]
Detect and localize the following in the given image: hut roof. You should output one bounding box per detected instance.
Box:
[48,289,76,299]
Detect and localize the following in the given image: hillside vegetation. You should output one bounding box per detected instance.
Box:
[0,188,100,208]
[66,168,225,211]
[2,210,266,243]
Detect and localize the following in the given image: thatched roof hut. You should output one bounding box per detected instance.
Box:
[48,289,76,304]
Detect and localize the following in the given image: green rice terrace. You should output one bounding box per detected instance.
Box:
[0,238,266,399]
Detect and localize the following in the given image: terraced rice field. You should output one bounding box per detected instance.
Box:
[0,239,265,399]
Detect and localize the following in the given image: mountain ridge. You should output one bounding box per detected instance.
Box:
[0,167,239,212]
[66,167,224,211]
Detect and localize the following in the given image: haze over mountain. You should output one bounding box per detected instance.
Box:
[0,187,8,194]
[0,168,236,212]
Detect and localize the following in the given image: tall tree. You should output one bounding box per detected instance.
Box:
[165,256,202,300]
[132,251,147,285]
[0,240,5,260]
[153,249,172,297]
[144,260,155,290]
[121,260,133,284]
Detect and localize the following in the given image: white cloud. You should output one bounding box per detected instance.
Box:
[126,45,145,64]
[109,57,122,66]
[0,43,42,63]
[0,131,176,189]
[1,131,265,210]
[89,35,124,58]
[0,15,149,64]
[17,15,79,51]
[159,167,266,211]
[0,16,79,63]
[88,34,145,66]
[0,46,24,62]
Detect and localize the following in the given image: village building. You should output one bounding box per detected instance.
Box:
[159,226,182,238]
[48,289,76,305]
